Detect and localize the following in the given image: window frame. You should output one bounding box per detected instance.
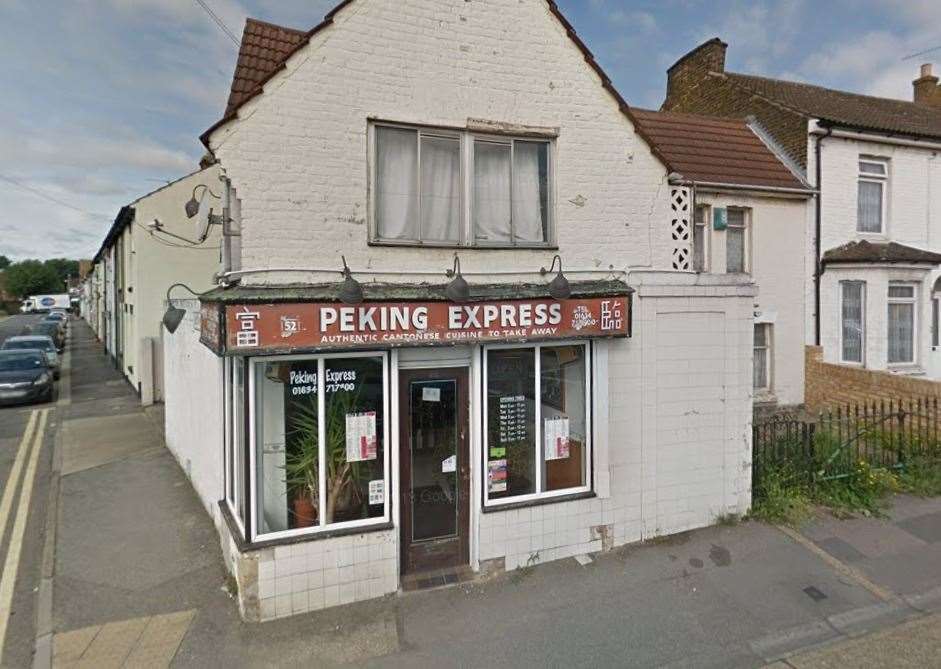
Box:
[887,282,917,366]
[246,350,392,544]
[933,296,939,349]
[369,121,555,249]
[693,204,710,272]
[857,157,888,235]
[753,323,772,393]
[725,207,751,274]
[839,280,866,365]
[481,341,593,508]
[224,357,247,536]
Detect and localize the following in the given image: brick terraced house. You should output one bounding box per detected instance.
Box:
[663,39,941,393]
[163,0,759,621]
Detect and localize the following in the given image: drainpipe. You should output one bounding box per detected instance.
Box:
[814,126,832,346]
[220,175,232,282]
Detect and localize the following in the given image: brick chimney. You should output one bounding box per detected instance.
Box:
[664,38,728,110]
[913,63,941,107]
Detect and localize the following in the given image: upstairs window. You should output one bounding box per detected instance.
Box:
[373,123,552,247]
[726,208,749,274]
[857,158,888,234]
[693,205,708,272]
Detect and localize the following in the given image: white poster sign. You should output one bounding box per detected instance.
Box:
[422,387,441,402]
[368,479,385,505]
[346,411,378,462]
[544,417,571,461]
[442,455,456,473]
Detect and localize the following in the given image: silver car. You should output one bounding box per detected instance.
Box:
[1,336,60,379]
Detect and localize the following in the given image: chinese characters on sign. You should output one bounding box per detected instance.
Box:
[214,296,631,354]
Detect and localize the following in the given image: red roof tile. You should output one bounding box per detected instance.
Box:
[631,108,808,190]
[224,18,307,117]
[823,240,941,265]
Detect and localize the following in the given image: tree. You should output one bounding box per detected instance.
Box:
[3,260,62,298]
[0,255,10,270]
[43,258,80,284]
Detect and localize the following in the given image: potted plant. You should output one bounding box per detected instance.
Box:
[284,390,370,526]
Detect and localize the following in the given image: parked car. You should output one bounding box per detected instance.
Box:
[1,336,60,379]
[0,351,54,406]
[31,322,65,352]
[44,311,68,329]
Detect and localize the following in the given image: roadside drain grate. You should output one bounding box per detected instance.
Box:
[803,586,828,602]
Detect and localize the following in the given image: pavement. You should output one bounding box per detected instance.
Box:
[1,317,940,668]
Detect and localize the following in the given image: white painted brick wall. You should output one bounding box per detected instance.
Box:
[208,0,674,281]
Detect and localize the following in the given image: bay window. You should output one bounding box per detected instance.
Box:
[483,342,591,506]
[250,352,389,541]
[887,284,916,365]
[372,123,552,247]
[857,158,887,234]
[840,281,865,364]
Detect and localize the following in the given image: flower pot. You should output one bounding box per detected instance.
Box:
[292,496,317,528]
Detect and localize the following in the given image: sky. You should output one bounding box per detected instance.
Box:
[0,0,937,261]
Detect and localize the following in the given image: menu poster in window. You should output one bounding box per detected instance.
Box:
[345,411,378,462]
[488,459,507,493]
[544,417,570,461]
[368,479,385,505]
[498,395,527,444]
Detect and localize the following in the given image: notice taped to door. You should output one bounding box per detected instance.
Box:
[544,417,570,460]
[346,411,378,462]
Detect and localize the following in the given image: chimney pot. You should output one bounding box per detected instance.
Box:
[913,63,941,107]
[921,63,933,78]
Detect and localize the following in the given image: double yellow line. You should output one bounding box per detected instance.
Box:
[0,408,49,663]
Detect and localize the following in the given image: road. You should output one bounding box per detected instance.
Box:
[0,312,59,667]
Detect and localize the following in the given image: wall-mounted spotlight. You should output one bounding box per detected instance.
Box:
[162,283,202,334]
[338,256,364,304]
[542,255,571,300]
[445,256,470,302]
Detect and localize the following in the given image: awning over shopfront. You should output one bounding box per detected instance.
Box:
[199,280,633,355]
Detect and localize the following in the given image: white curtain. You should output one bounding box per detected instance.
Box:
[474,142,512,242]
[841,282,863,362]
[513,142,548,243]
[377,127,419,240]
[858,180,883,233]
[420,136,460,242]
[888,303,914,363]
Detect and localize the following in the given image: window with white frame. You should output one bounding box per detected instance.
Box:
[693,205,708,272]
[249,353,389,541]
[888,283,916,365]
[224,358,247,529]
[933,297,939,348]
[753,324,771,392]
[840,281,865,364]
[726,208,749,273]
[483,343,591,506]
[857,158,888,234]
[373,123,552,247]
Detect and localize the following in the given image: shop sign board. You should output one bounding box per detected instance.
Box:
[199,302,224,352]
[207,296,630,355]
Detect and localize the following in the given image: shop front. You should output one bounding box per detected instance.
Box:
[199,282,631,615]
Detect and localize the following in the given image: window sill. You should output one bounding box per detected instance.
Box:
[481,490,595,514]
[753,392,777,405]
[367,240,559,251]
[218,501,394,553]
[888,365,925,376]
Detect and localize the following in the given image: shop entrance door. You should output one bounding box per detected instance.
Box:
[399,368,470,575]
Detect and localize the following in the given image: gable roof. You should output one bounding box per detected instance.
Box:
[200,0,671,171]
[630,108,808,191]
[822,240,941,266]
[224,19,307,117]
[722,72,941,141]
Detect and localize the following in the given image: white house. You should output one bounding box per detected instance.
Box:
[631,109,813,410]
[89,165,223,403]
[663,40,941,387]
[165,0,756,622]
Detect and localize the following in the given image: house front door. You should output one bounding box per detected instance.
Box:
[398,368,470,575]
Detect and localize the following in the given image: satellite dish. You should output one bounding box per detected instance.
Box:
[194,192,213,242]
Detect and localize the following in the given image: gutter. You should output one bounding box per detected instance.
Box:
[809,123,941,152]
[668,179,816,196]
[814,126,832,346]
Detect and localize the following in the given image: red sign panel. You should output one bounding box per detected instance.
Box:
[218,296,630,354]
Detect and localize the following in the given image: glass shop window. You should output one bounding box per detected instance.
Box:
[484,343,590,505]
[252,354,388,540]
